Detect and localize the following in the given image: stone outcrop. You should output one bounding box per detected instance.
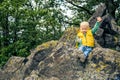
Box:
[89,3,120,51]
[0,40,58,80]
[0,27,120,80]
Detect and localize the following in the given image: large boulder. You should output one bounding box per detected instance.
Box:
[88,3,120,51]
[0,40,58,80]
[0,27,120,80]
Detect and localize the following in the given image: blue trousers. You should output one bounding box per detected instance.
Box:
[79,45,93,58]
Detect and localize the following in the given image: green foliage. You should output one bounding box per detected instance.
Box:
[0,41,30,67]
[0,54,8,68]
[0,0,64,68]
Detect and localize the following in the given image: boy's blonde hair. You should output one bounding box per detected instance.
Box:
[80,21,90,29]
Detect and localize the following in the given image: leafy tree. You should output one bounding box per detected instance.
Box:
[0,0,64,67]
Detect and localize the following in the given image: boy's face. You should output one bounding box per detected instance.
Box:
[80,25,88,34]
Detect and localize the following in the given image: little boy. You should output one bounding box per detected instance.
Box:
[76,17,102,61]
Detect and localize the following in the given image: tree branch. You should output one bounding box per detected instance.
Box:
[66,0,92,15]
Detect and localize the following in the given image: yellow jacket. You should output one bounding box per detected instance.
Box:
[77,30,94,47]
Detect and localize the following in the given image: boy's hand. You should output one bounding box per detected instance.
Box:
[97,17,102,22]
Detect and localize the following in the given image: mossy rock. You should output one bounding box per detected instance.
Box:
[35,40,58,52]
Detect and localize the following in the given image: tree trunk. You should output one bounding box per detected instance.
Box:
[13,15,18,43]
[105,0,119,19]
[2,13,9,47]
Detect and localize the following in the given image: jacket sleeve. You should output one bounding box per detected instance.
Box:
[91,21,100,34]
